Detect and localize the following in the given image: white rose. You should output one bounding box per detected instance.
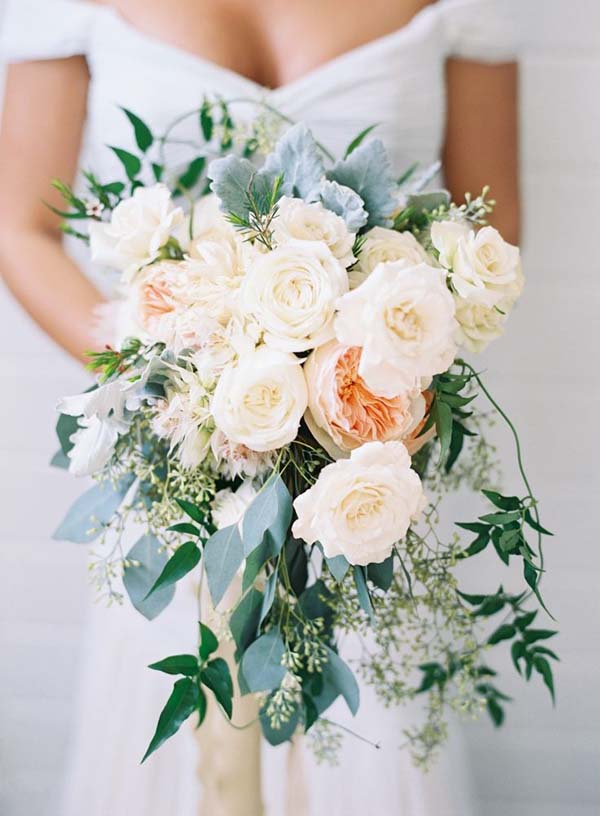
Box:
[454,294,517,353]
[350,226,432,288]
[211,481,258,530]
[292,440,426,566]
[211,347,308,451]
[334,261,457,398]
[272,196,356,267]
[241,239,349,353]
[432,221,522,306]
[89,184,183,275]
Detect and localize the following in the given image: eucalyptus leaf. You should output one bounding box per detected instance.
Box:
[230,587,263,659]
[259,568,279,625]
[243,530,280,589]
[142,677,199,762]
[53,473,135,544]
[240,630,286,693]
[242,475,292,557]
[367,556,394,591]
[327,139,397,228]
[204,524,244,607]
[50,448,70,470]
[325,553,350,583]
[284,537,308,597]
[354,566,374,620]
[321,646,360,716]
[123,534,176,620]
[260,696,302,745]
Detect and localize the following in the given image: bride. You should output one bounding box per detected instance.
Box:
[0,0,520,813]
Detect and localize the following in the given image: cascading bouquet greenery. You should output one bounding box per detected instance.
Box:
[51,99,558,766]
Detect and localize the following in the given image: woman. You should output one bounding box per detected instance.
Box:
[0,0,520,814]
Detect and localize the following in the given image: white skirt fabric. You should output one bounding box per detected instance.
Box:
[61,585,475,816]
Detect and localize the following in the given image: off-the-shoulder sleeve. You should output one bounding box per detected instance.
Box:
[440,0,521,62]
[0,0,95,63]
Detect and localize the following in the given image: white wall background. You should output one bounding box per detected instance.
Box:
[0,1,598,814]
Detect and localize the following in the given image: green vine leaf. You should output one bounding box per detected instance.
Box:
[144,541,201,600]
[121,108,154,152]
[201,657,234,718]
[148,654,199,676]
[142,677,199,762]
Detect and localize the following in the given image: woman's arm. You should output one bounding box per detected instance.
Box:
[444,60,520,245]
[0,57,104,363]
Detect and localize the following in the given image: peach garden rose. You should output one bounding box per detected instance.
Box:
[303,339,432,459]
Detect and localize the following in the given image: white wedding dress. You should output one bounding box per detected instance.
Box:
[2,1,519,813]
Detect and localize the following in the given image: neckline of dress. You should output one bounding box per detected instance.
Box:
[84,1,444,96]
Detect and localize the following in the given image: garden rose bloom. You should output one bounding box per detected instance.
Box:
[211,481,258,531]
[431,221,522,306]
[177,193,247,267]
[335,261,457,398]
[242,239,349,352]
[129,253,245,351]
[272,196,356,267]
[454,294,517,352]
[303,340,428,458]
[351,226,431,288]
[292,441,426,566]
[89,184,183,275]
[211,348,308,452]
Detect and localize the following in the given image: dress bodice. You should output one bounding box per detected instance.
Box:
[1,0,520,286]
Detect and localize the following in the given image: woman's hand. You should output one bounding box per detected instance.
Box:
[444,60,520,245]
[0,57,105,363]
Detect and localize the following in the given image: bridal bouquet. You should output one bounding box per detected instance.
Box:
[52,101,557,765]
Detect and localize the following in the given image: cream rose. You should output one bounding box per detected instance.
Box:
[303,340,427,458]
[272,196,355,267]
[292,440,426,566]
[350,226,432,288]
[211,481,258,531]
[454,294,517,353]
[241,239,349,352]
[211,348,308,451]
[177,193,244,261]
[89,184,183,275]
[334,261,457,398]
[431,221,522,306]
